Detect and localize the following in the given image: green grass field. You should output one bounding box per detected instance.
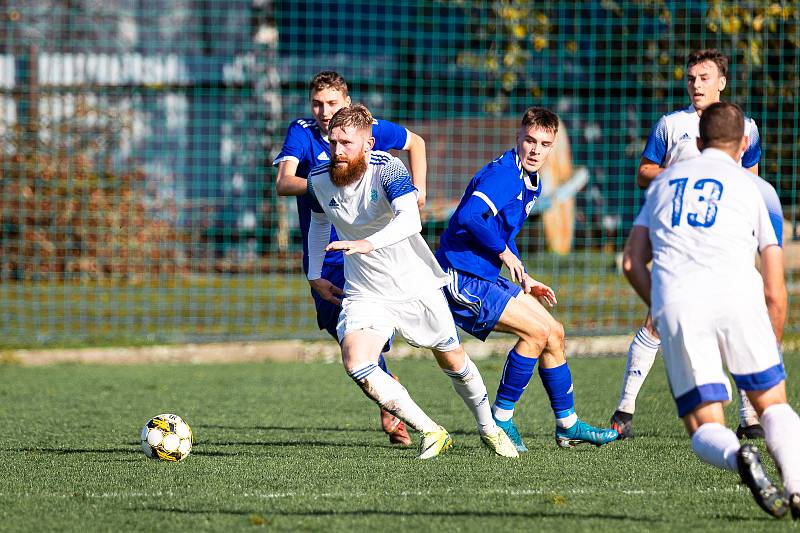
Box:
[1,354,798,531]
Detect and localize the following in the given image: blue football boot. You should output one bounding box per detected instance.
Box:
[556,419,618,448]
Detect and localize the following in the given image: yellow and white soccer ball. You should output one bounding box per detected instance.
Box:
[141,413,193,461]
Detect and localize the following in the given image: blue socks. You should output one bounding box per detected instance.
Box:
[493,349,538,419]
[539,363,577,428]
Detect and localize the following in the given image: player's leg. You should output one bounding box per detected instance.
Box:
[610,311,660,439]
[661,300,787,518]
[399,289,517,458]
[736,389,764,440]
[318,263,410,445]
[337,300,439,458]
[494,290,618,448]
[747,382,800,520]
[441,271,542,452]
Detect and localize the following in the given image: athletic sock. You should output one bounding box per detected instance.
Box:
[539,362,578,429]
[443,356,496,436]
[493,348,537,421]
[377,353,394,379]
[760,403,800,494]
[347,362,438,433]
[691,422,740,471]
[616,326,660,414]
[738,388,761,427]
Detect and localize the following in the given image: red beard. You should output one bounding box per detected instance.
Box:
[329,153,367,187]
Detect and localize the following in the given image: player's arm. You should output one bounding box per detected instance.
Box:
[760,245,787,343]
[275,160,309,196]
[622,225,653,306]
[328,192,421,255]
[305,183,343,305]
[404,131,427,209]
[636,157,664,189]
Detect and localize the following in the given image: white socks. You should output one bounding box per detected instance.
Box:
[348,362,439,433]
[738,388,761,427]
[760,403,800,495]
[691,422,740,471]
[442,356,497,436]
[616,326,660,414]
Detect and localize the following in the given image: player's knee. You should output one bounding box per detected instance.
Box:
[522,320,550,349]
[549,319,565,344]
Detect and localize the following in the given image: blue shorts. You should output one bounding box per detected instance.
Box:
[311,262,345,339]
[442,268,521,341]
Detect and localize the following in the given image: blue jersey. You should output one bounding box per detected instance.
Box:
[435,148,542,281]
[273,117,409,273]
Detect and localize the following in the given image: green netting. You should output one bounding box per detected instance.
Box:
[1,1,798,347]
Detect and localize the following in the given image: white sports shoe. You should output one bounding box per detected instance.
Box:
[417,426,453,459]
[481,427,520,458]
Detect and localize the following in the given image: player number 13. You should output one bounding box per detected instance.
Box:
[668,177,724,227]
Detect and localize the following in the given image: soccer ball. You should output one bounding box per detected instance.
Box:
[141,413,193,461]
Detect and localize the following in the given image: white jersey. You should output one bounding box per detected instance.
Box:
[642,104,761,169]
[307,151,449,303]
[634,148,779,310]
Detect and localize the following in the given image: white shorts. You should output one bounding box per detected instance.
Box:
[336,288,460,352]
[653,290,785,418]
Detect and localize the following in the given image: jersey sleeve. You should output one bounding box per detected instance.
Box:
[379,157,417,202]
[306,176,325,213]
[754,192,780,252]
[373,119,410,151]
[273,121,308,166]
[753,178,784,247]
[641,115,668,165]
[471,169,520,215]
[633,194,651,228]
[742,119,762,169]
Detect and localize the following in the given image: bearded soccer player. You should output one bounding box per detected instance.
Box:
[435,107,618,452]
[624,102,799,519]
[306,104,518,459]
[610,49,768,440]
[274,71,427,446]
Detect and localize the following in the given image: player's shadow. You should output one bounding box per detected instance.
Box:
[197,423,372,434]
[130,504,663,523]
[6,446,133,455]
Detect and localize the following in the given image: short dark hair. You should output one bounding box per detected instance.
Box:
[520,107,559,134]
[309,71,349,97]
[328,103,373,133]
[699,101,744,148]
[686,49,728,78]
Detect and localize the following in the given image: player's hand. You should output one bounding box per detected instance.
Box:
[309,278,344,306]
[325,239,375,255]
[522,274,557,307]
[416,188,427,210]
[499,247,525,284]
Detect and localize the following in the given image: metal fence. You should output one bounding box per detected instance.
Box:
[1,1,798,347]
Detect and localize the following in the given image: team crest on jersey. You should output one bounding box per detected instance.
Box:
[370,189,378,202]
[317,152,329,161]
[329,198,340,208]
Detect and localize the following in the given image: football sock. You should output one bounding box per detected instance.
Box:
[691,422,740,471]
[377,353,394,379]
[616,326,660,414]
[347,361,438,433]
[443,356,496,436]
[737,388,761,427]
[493,348,537,421]
[760,403,800,494]
[539,362,578,429]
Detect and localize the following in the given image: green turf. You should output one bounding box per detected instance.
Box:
[1,355,797,531]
